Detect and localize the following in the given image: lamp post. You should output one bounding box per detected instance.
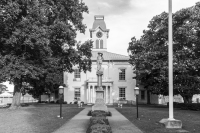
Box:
[58,85,64,119]
[134,86,139,119]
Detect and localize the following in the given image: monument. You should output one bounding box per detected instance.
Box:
[92,52,108,111]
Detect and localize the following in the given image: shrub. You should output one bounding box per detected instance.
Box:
[21,103,29,107]
[55,99,65,104]
[90,124,112,133]
[87,110,112,116]
[176,103,200,111]
[50,101,55,103]
[86,118,112,133]
[92,110,107,117]
[63,101,67,104]
[90,117,109,125]
[86,110,112,133]
[167,102,178,108]
[56,100,59,104]
[107,111,112,116]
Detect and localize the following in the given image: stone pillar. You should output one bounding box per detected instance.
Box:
[98,75,102,88]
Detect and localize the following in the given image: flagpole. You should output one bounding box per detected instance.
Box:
[159,0,182,128]
[168,0,174,120]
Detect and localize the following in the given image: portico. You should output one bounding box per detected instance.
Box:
[86,79,113,104]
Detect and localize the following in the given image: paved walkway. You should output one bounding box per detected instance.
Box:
[53,107,143,133]
[53,108,91,133]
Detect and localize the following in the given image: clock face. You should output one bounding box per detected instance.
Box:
[96,31,103,38]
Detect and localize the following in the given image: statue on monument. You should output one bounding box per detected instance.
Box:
[97,52,104,72]
[92,52,108,112]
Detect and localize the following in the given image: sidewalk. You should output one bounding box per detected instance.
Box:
[53,108,91,133]
[53,107,143,133]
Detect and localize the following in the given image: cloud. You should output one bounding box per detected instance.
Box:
[83,0,132,16]
[78,0,200,56]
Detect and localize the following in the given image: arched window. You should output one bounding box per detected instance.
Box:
[96,40,99,49]
[100,40,103,49]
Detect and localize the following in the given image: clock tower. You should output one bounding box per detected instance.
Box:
[89,15,109,51]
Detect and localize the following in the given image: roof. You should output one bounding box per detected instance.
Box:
[91,15,108,31]
[91,51,129,61]
[0,92,13,97]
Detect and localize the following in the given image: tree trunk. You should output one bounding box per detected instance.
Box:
[182,95,193,104]
[10,79,22,109]
[147,90,151,104]
[48,94,50,103]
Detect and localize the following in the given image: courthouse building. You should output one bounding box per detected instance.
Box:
[62,15,158,104]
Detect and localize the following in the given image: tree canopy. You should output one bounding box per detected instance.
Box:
[0,0,92,107]
[128,2,200,103]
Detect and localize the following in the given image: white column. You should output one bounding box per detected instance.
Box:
[94,86,96,102]
[93,85,95,103]
[107,86,109,104]
[87,86,89,103]
[91,86,93,103]
[104,86,106,103]
[110,86,113,104]
[90,86,92,103]
[88,86,91,103]
[104,86,106,102]
[105,86,108,103]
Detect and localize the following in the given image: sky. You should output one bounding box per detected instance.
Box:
[76,0,200,56]
[2,81,14,92]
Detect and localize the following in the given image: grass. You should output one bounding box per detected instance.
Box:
[0,103,84,133]
[116,104,200,133]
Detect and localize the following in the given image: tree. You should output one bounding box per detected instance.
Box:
[128,2,200,103]
[0,0,92,108]
[0,83,8,94]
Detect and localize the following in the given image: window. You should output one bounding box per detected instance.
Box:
[119,69,125,80]
[74,69,80,81]
[141,90,145,100]
[119,88,126,100]
[96,40,99,49]
[74,88,81,98]
[100,40,103,48]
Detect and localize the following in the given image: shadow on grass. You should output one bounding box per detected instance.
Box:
[116,105,200,133]
[0,104,84,133]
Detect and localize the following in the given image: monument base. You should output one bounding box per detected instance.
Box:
[159,118,182,128]
[92,90,108,112]
[96,90,104,99]
[92,98,108,112]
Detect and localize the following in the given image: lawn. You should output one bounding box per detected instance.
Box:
[0,104,83,133]
[116,105,200,133]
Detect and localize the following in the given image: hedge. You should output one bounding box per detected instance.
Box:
[175,103,200,111]
[87,110,112,117]
[86,110,112,133]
